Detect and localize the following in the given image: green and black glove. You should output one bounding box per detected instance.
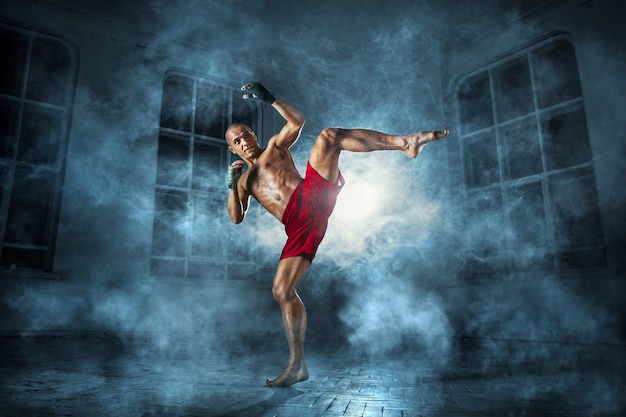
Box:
[226,164,242,190]
[242,81,275,104]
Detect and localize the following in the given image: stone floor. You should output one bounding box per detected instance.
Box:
[1,335,624,416]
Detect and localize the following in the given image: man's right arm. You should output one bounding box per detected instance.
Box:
[226,161,249,224]
[227,185,249,224]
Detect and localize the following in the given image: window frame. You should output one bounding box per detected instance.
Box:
[0,21,78,277]
[454,33,606,279]
[148,70,262,283]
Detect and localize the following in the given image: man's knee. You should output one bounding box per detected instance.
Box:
[272,284,295,305]
[315,128,341,151]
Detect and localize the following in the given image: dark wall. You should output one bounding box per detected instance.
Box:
[0,0,623,379]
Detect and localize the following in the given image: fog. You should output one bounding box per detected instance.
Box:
[1,0,624,414]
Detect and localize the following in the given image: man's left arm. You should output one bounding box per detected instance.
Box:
[271,98,305,149]
[241,82,305,149]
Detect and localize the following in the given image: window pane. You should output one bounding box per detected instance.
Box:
[506,181,554,271]
[0,29,28,97]
[150,258,185,278]
[192,141,224,191]
[0,98,20,159]
[226,262,259,281]
[463,189,509,277]
[4,164,54,245]
[232,91,257,128]
[195,81,228,138]
[457,71,493,134]
[1,247,47,270]
[227,229,256,263]
[160,75,194,131]
[541,105,592,171]
[506,181,548,250]
[18,104,63,167]
[500,119,542,180]
[188,261,224,279]
[549,169,603,247]
[26,38,72,106]
[533,39,582,108]
[156,133,190,187]
[464,131,499,188]
[151,190,188,257]
[466,188,505,258]
[493,56,534,122]
[189,192,226,258]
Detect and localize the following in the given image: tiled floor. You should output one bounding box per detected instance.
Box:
[1,336,624,416]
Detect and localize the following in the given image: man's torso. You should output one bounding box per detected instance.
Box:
[241,143,302,222]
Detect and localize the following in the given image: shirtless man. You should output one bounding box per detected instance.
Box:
[225,82,448,387]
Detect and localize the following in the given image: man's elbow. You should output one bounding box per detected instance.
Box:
[291,118,305,137]
[229,213,244,224]
[289,113,305,129]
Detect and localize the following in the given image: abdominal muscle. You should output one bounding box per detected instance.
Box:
[246,149,303,222]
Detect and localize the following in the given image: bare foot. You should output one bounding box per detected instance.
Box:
[403,129,449,158]
[266,364,309,387]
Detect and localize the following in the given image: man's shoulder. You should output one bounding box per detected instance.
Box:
[258,138,291,160]
[266,135,280,150]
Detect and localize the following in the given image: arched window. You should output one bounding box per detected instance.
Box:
[0,23,77,273]
[150,72,259,280]
[455,35,605,277]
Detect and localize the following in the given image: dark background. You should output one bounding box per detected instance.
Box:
[1,0,625,413]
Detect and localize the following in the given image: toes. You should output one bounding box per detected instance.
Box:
[435,129,449,139]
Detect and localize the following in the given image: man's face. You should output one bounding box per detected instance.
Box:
[226,124,260,159]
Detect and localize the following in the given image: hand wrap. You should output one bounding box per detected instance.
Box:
[226,164,242,190]
[242,82,275,104]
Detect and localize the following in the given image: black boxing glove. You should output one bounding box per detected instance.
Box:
[241,82,275,104]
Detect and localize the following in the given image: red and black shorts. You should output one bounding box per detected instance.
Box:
[280,162,344,262]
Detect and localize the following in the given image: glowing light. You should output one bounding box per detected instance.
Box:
[334,180,384,222]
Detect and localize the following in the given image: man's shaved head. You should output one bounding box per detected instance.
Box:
[225,123,251,144]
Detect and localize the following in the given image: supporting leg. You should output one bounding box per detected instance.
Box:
[266,256,312,387]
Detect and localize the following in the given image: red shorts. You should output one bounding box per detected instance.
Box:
[280,162,344,262]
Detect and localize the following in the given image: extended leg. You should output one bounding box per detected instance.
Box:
[309,127,448,183]
[266,256,312,387]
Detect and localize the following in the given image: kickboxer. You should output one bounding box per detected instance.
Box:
[224,81,448,387]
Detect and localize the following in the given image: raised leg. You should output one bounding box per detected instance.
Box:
[309,128,448,183]
[266,255,312,387]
